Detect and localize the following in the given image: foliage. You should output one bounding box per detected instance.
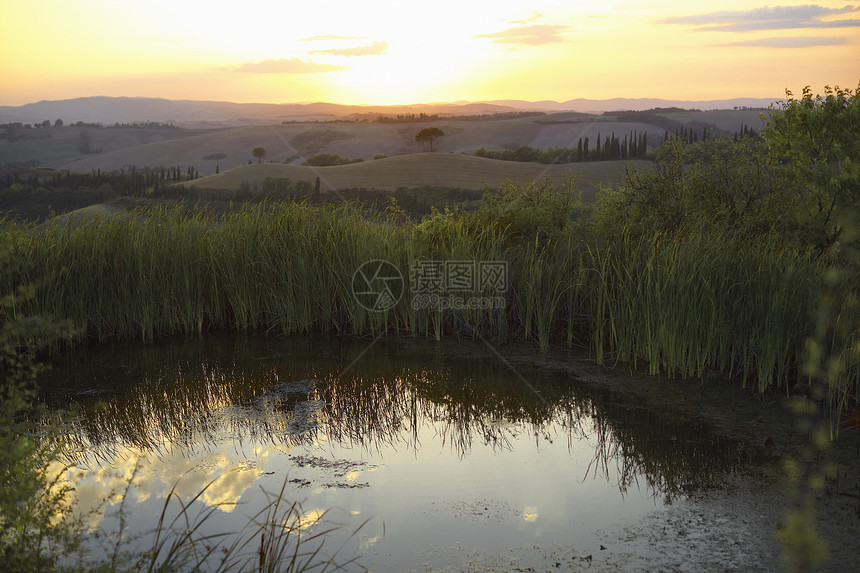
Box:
[474,131,649,164]
[301,153,363,167]
[1,129,858,430]
[0,167,201,221]
[0,224,81,572]
[763,84,860,254]
[592,135,795,242]
[414,127,445,152]
[259,177,316,201]
[252,147,267,163]
[470,176,584,247]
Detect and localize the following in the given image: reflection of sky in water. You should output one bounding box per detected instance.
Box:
[41,335,738,570]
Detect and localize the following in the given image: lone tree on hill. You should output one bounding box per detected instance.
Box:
[415,127,445,152]
[252,147,267,163]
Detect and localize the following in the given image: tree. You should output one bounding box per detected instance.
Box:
[252,147,267,163]
[764,84,860,252]
[415,127,445,152]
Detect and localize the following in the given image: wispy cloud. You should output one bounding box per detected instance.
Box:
[507,10,543,25]
[235,58,346,73]
[310,41,389,57]
[299,35,366,42]
[659,5,860,32]
[473,24,568,45]
[722,36,847,47]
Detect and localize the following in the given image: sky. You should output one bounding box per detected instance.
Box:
[1,0,858,106]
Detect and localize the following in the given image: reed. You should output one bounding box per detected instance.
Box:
[578,232,858,428]
[1,197,857,428]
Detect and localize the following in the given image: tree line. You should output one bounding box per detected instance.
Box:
[474,130,651,164]
[0,165,201,220]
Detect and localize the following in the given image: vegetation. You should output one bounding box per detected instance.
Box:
[764,85,859,253]
[0,167,201,221]
[0,230,363,571]
[474,129,650,164]
[252,147,267,163]
[300,153,363,167]
[1,85,858,570]
[375,111,544,122]
[1,178,856,426]
[414,127,445,152]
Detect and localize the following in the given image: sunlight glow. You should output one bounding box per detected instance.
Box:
[1,0,858,105]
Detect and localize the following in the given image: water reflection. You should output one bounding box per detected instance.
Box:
[41,334,739,497]
[37,333,744,566]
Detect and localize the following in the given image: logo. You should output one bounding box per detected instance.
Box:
[351,260,404,312]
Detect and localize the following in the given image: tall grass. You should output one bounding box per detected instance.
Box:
[1,199,857,428]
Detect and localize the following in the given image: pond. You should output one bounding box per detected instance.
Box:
[39,333,765,571]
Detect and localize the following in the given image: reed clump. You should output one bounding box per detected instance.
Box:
[0,187,857,429]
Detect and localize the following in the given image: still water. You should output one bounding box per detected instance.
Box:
[39,333,740,571]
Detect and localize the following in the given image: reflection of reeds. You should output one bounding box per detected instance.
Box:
[43,336,745,497]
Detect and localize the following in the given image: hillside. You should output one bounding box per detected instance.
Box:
[189,153,644,201]
[49,116,671,176]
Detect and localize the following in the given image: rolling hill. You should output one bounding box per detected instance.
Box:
[188,153,645,201]
[49,117,676,176]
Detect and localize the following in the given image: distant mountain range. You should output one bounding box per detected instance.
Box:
[483,97,780,113]
[0,96,781,127]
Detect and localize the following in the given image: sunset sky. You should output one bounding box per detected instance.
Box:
[2,0,858,106]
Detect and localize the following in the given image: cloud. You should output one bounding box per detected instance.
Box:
[473,24,568,45]
[507,10,543,25]
[310,41,389,57]
[235,58,346,73]
[659,5,860,32]
[722,36,847,47]
[299,35,366,42]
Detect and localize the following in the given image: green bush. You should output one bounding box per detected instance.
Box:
[301,153,362,167]
[470,176,585,246]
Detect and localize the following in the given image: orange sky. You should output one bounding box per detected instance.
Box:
[1,1,858,106]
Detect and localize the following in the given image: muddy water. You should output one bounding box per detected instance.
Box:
[36,333,853,571]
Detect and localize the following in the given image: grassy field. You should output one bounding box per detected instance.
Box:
[43,116,669,175]
[0,125,205,167]
[189,153,644,201]
[4,110,764,177]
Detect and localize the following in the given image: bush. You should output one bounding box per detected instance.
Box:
[471,176,584,246]
[301,153,362,167]
[592,136,796,243]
